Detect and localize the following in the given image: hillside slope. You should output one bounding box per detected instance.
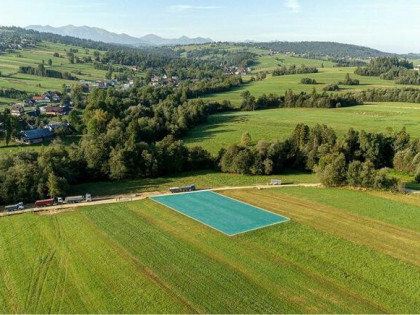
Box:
[250,41,394,58]
[26,25,214,46]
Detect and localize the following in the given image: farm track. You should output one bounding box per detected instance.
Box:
[222,189,420,266]
[0,183,321,217]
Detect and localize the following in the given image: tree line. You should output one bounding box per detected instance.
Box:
[239,86,420,112]
[218,124,419,188]
[272,64,318,76]
[0,88,29,99]
[240,89,361,111]
[19,64,78,80]
[355,57,420,85]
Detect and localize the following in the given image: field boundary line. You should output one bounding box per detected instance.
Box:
[150,194,233,236]
[210,191,290,236]
[150,190,290,236]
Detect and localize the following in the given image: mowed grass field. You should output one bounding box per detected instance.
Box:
[202,67,414,107]
[0,186,419,313]
[183,102,420,154]
[0,42,108,97]
[68,169,317,196]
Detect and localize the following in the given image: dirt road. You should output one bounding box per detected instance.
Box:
[0,183,322,217]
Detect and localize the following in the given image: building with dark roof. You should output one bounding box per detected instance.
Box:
[19,129,53,144]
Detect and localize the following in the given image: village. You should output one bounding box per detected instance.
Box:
[6,89,73,144]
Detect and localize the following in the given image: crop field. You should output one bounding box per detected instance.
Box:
[183,102,420,154]
[0,186,418,313]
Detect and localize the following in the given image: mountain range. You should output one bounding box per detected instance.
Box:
[25,25,213,46]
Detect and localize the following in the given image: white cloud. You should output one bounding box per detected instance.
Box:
[284,0,300,12]
[168,5,222,12]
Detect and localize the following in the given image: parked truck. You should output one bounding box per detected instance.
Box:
[169,185,196,193]
[64,193,92,204]
[34,197,63,207]
[4,202,24,212]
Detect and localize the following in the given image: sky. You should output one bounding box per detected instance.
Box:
[1,0,420,53]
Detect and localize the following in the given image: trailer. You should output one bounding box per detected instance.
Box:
[169,187,181,193]
[180,185,196,192]
[35,198,55,207]
[64,193,91,204]
[169,185,196,193]
[4,202,24,212]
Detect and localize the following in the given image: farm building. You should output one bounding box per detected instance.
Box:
[45,106,70,116]
[19,128,53,144]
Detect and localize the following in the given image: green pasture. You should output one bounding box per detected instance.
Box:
[252,54,335,72]
[183,102,420,154]
[201,67,413,106]
[0,186,419,313]
[68,169,317,196]
[0,41,108,97]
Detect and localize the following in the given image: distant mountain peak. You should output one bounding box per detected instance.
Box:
[25,25,214,46]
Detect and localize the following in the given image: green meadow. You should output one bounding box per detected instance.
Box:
[183,102,420,154]
[0,42,108,97]
[0,186,419,313]
[202,67,414,106]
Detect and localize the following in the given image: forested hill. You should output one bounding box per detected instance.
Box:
[247,41,395,59]
[0,26,177,57]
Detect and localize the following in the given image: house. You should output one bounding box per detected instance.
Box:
[19,128,53,144]
[25,99,35,106]
[32,95,51,103]
[45,106,70,116]
[44,91,62,102]
[92,81,107,89]
[45,122,72,134]
[10,104,25,117]
[235,68,248,75]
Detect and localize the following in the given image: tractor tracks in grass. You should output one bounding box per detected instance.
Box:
[224,190,420,267]
[79,209,200,314]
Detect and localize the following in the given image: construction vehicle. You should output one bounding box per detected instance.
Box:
[4,202,24,212]
[64,193,91,204]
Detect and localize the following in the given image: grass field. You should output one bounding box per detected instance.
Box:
[0,186,419,313]
[252,54,335,71]
[0,41,109,102]
[68,169,317,196]
[183,102,420,154]
[201,67,413,107]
